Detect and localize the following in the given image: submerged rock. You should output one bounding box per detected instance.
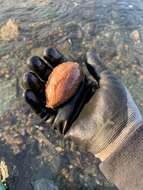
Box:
[130,30,140,42]
[32,178,59,190]
[0,19,19,41]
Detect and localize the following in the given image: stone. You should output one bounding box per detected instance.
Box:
[0,19,19,41]
[32,178,59,190]
[130,30,140,42]
[45,62,83,108]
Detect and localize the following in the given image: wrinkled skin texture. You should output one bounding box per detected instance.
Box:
[23,48,142,155]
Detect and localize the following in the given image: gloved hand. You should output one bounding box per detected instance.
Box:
[65,49,143,157]
[23,48,98,134]
[23,48,143,159]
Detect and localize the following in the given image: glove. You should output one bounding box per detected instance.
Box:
[65,49,143,156]
[23,48,98,134]
[23,48,143,158]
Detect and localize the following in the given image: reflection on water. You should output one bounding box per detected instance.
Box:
[0,0,143,189]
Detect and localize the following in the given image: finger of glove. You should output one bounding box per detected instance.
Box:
[64,84,96,140]
[52,79,86,134]
[25,89,56,120]
[86,49,106,77]
[81,62,99,88]
[86,51,121,89]
[43,47,67,67]
[65,81,96,136]
[27,56,52,81]
[23,72,45,102]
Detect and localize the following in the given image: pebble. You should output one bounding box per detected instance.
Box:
[130,30,140,42]
[55,146,63,152]
[0,19,19,41]
[124,44,129,49]
[4,135,23,145]
[32,178,59,190]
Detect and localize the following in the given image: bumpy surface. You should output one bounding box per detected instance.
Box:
[45,62,83,108]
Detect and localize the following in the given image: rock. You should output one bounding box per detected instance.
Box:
[10,115,17,125]
[84,22,96,38]
[32,178,59,190]
[65,23,83,40]
[130,30,140,42]
[64,23,83,51]
[4,135,23,145]
[45,62,83,108]
[31,48,45,57]
[0,161,9,182]
[55,146,63,152]
[0,19,19,41]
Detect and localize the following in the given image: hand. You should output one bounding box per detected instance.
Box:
[65,50,143,158]
[23,48,142,160]
[23,48,98,134]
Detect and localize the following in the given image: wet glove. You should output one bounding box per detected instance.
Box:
[23,48,98,134]
[23,48,143,190]
[65,49,143,157]
[23,48,143,158]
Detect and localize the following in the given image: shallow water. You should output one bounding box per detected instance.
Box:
[1,0,143,114]
[0,0,143,189]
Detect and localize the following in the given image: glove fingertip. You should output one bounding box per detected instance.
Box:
[86,49,106,75]
[43,47,67,66]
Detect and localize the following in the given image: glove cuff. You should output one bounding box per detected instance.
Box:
[95,120,143,161]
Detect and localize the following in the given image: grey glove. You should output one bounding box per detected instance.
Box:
[65,50,143,156]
